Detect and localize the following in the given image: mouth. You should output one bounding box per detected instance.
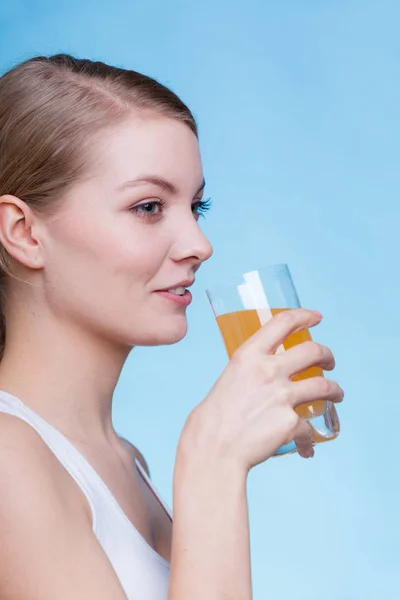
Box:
[155,280,194,307]
[156,279,194,294]
[163,285,187,296]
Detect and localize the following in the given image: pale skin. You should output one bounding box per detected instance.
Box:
[0,114,344,599]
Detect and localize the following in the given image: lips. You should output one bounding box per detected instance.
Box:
[154,279,195,307]
[155,288,193,307]
[157,279,195,293]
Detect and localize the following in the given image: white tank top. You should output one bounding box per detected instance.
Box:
[0,390,171,600]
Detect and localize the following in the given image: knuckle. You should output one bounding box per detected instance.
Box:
[249,357,280,385]
[305,341,325,362]
[263,359,280,383]
[316,376,332,396]
[230,345,248,365]
[319,344,335,369]
[273,383,291,406]
[276,309,295,326]
[333,381,344,401]
[300,340,324,364]
[231,348,281,385]
[251,360,268,382]
[317,344,335,368]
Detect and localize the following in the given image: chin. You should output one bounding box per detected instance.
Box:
[133,316,188,347]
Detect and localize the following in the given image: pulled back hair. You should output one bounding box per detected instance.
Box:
[0,54,197,360]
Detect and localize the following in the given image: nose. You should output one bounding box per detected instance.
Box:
[169,219,213,267]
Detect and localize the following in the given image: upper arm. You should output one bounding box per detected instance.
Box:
[0,414,128,600]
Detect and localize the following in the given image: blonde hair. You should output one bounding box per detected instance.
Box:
[0,54,198,360]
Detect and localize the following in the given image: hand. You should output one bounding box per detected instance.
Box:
[180,309,344,473]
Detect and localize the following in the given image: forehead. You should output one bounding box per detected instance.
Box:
[90,115,203,190]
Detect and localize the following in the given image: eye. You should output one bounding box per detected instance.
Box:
[192,197,212,219]
[130,200,165,219]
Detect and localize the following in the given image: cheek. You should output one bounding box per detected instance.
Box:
[44,214,166,303]
[43,214,188,345]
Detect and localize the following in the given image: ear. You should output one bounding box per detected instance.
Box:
[0,195,44,270]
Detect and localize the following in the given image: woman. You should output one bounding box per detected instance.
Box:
[0,54,343,600]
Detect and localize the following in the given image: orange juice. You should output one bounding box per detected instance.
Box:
[216,308,326,420]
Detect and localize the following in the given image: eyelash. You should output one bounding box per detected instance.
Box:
[130,197,212,220]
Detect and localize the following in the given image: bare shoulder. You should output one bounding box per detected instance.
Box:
[0,413,92,527]
[0,413,128,599]
[0,413,90,515]
[0,411,64,473]
[119,436,151,477]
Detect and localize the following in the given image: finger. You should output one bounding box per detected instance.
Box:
[242,308,323,356]
[279,341,335,378]
[290,377,344,408]
[293,419,314,458]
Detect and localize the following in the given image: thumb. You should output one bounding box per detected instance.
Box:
[293,419,314,459]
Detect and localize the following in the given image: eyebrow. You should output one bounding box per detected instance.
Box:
[117,175,206,196]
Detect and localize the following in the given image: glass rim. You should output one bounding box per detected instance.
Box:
[205,263,291,297]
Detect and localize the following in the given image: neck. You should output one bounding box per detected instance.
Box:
[0,305,132,446]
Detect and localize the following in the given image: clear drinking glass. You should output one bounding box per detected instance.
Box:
[206,264,340,456]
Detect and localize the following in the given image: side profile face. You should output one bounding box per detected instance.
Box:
[31,115,213,348]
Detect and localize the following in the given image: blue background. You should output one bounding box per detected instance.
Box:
[1,1,399,598]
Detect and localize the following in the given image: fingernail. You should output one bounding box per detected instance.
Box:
[312,311,323,318]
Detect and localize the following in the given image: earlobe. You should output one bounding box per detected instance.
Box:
[0,195,44,270]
